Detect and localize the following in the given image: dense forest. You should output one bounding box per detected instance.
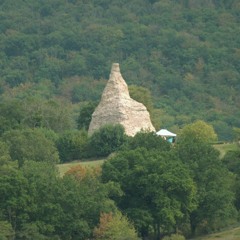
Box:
[0,0,239,140]
[1,0,240,239]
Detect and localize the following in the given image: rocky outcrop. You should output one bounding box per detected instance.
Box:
[88,63,155,136]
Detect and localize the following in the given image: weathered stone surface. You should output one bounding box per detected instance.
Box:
[88,63,155,136]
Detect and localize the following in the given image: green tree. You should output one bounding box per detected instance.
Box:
[129,85,154,116]
[88,124,126,158]
[77,101,97,130]
[17,223,49,240]
[57,130,88,162]
[93,211,139,240]
[178,120,218,143]
[21,97,75,133]
[233,127,240,143]
[0,159,118,239]
[222,150,240,175]
[123,131,170,152]
[20,161,62,238]
[0,141,11,166]
[57,166,117,240]
[0,101,24,136]
[0,165,30,235]
[0,221,15,240]
[177,138,237,235]
[222,150,240,210]
[102,148,196,239]
[2,128,59,166]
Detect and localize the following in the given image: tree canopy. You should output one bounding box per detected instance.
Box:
[0,1,240,239]
[0,0,239,140]
[102,148,197,238]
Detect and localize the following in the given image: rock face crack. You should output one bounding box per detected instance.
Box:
[88,63,155,136]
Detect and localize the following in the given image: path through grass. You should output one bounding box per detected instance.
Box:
[213,142,239,159]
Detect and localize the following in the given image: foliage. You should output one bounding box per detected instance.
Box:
[129,85,155,125]
[177,138,237,235]
[77,101,97,130]
[0,100,24,136]
[65,164,101,181]
[57,159,105,177]
[0,165,30,236]
[93,211,139,240]
[0,96,75,135]
[57,130,88,163]
[0,221,15,240]
[0,160,117,239]
[2,128,59,166]
[233,127,240,142]
[0,141,11,166]
[101,148,196,238]
[222,150,240,210]
[65,165,88,181]
[88,124,127,158]
[123,130,171,151]
[60,167,117,239]
[178,120,218,143]
[0,0,239,140]
[222,150,240,175]
[19,97,75,133]
[0,1,240,238]
[17,223,49,240]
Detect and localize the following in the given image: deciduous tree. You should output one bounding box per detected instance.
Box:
[102,148,196,239]
[2,128,59,166]
[178,120,217,143]
[177,138,237,235]
[93,211,139,240]
[88,124,126,158]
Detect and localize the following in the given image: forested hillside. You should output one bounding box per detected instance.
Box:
[0,0,240,139]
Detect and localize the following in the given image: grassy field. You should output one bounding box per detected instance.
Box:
[213,142,239,159]
[57,159,105,177]
[191,226,240,240]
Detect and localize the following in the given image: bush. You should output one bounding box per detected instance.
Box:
[123,130,171,152]
[57,130,88,162]
[93,211,139,240]
[87,124,126,158]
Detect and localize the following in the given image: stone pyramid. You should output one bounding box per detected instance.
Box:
[88,63,155,136]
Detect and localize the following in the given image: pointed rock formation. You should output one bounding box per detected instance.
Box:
[88,63,155,136]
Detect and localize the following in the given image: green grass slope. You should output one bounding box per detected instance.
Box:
[192,226,240,240]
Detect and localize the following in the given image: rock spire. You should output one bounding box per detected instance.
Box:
[88,63,155,136]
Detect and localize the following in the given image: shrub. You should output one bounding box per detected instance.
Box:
[87,124,126,158]
[123,130,171,151]
[57,130,88,162]
[93,211,139,240]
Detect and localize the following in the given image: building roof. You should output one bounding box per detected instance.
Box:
[156,129,177,137]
